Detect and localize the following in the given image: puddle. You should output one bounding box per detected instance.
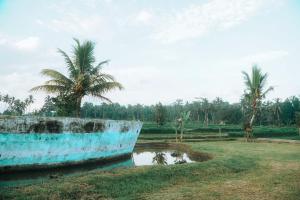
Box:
[133,149,194,166]
[0,143,211,187]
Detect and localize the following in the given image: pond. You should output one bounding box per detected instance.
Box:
[0,143,211,187]
[133,150,194,166]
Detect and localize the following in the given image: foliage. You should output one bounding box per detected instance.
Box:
[39,95,77,117]
[71,96,300,128]
[242,65,273,141]
[31,38,123,117]
[154,102,167,126]
[174,111,190,142]
[295,112,300,136]
[295,112,300,127]
[242,65,274,127]
[0,94,34,116]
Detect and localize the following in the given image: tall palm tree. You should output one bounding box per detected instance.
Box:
[31,39,123,117]
[242,65,273,128]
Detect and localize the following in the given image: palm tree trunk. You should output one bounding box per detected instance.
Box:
[180,121,184,142]
[250,113,255,127]
[247,113,256,142]
[76,96,82,118]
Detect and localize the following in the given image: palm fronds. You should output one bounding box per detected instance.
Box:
[31,39,123,117]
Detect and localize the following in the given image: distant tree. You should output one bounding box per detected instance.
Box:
[281,99,294,125]
[0,94,34,116]
[272,98,281,126]
[52,94,77,117]
[45,95,300,126]
[39,96,57,116]
[81,102,96,118]
[31,38,123,117]
[173,99,184,120]
[198,98,211,126]
[291,96,300,112]
[191,100,202,122]
[295,112,300,136]
[155,102,167,126]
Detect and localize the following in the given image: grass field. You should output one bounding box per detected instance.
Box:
[141,122,300,140]
[1,140,299,200]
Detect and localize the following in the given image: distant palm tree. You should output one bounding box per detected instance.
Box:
[31,39,123,117]
[242,65,273,128]
[196,97,210,126]
[272,98,281,126]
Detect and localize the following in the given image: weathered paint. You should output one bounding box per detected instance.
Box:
[0,117,142,170]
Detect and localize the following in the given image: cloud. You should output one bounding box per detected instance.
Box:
[154,0,279,43]
[36,13,112,40]
[135,10,153,24]
[0,72,45,109]
[14,37,40,51]
[35,19,44,25]
[0,34,40,52]
[241,50,289,63]
[218,50,289,70]
[0,34,7,45]
[50,14,102,34]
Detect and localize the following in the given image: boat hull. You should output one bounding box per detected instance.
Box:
[0,117,142,171]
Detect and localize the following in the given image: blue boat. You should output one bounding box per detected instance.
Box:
[0,117,142,171]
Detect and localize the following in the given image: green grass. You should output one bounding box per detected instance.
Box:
[1,141,300,200]
[273,136,300,140]
[141,122,243,134]
[142,122,299,140]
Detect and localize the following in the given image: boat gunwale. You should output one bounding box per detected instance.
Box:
[0,116,142,134]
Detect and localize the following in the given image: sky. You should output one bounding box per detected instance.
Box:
[0,0,299,110]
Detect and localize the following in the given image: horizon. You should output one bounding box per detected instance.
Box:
[0,0,299,110]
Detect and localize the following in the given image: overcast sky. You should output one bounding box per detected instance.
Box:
[0,0,299,110]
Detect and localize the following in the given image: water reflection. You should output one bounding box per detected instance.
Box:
[133,150,194,166]
[171,151,187,165]
[153,152,167,165]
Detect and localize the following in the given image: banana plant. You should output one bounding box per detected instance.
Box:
[174,111,190,142]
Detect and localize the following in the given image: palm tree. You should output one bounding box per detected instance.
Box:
[242,65,273,128]
[31,39,123,117]
[272,98,281,126]
[195,97,210,126]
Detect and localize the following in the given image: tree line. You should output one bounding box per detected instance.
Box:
[36,95,300,126]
